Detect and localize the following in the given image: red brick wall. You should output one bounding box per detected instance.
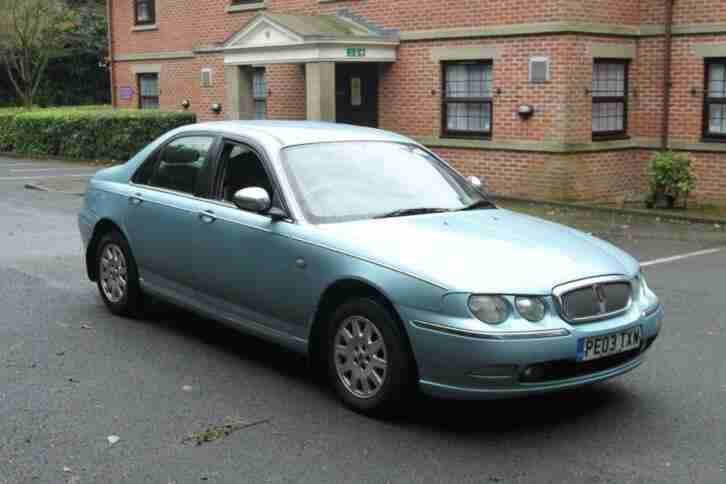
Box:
[567,0,641,25]
[631,37,665,140]
[434,148,572,200]
[109,0,726,205]
[265,64,306,121]
[690,152,726,204]
[434,147,650,202]
[641,0,726,24]
[379,36,576,142]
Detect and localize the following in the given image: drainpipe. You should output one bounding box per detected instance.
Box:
[661,0,674,151]
[107,0,116,108]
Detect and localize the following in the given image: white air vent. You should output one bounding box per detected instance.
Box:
[201,68,213,88]
[529,57,550,83]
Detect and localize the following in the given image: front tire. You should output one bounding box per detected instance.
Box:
[327,298,415,416]
[96,231,142,317]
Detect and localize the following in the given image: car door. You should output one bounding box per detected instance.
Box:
[190,140,312,338]
[125,134,219,294]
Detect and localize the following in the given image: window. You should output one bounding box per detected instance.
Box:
[592,60,629,139]
[282,142,485,224]
[216,142,276,206]
[253,68,267,120]
[442,62,493,138]
[137,73,159,109]
[201,68,213,88]
[529,57,550,84]
[135,136,215,195]
[134,0,155,25]
[704,59,726,140]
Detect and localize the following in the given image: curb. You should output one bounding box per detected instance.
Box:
[1,151,118,166]
[24,182,84,197]
[494,194,726,226]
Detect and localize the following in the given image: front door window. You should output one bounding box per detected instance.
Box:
[216,142,276,207]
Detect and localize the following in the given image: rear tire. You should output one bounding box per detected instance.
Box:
[327,298,415,416]
[96,231,143,317]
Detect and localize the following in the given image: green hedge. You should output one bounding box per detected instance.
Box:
[0,108,22,152]
[0,107,196,161]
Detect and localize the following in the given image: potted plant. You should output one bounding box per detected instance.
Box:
[646,151,695,209]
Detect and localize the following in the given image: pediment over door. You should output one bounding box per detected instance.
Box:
[225,16,305,50]
[223,13,399,65]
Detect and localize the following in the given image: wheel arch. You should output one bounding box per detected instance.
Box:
[86,218,127,281]
[307,277,417,378]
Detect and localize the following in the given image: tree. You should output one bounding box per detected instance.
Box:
[0,0,71,108]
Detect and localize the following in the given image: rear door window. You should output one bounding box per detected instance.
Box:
[134,136,215,195]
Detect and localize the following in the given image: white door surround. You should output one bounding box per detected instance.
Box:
[222,14,398,66]
[223,13,398,122]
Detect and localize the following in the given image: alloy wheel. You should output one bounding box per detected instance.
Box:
[334,315,388,399]
[99,243,128,304]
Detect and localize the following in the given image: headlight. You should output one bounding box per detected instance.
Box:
[632,275,642,300]
[468,295,510,324]
[634,271,658,309]
[515,296,547,322]
[633,271,653,300]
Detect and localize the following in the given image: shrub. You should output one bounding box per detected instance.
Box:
[0,108,22,151]
[647,151,696,209]
[8,107,196,161]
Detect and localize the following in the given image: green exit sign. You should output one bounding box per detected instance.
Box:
[346,48,366,58]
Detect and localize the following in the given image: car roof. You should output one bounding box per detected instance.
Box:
[175,120,416,148]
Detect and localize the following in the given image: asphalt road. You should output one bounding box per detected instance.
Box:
[1,157,725,484]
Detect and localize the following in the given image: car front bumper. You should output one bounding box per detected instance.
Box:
[401,303,663,400]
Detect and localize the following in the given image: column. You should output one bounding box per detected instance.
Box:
[305,62,336,122]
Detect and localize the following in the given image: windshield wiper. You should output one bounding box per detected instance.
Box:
[374,207,452,219]
[460,199,497,211]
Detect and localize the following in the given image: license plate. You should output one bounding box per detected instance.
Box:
[577,326,642,362]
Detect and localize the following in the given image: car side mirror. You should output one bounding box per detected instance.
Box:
[468,176,485,190]
[233,187,272,213]
[232,187,288,221]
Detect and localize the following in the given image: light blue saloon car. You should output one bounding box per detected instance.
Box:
[79,121,663,415]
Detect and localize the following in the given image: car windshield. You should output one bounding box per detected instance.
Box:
[281,141,489,224]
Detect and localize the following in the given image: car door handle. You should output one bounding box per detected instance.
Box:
[129,193,143,206]
[198,210,216,224]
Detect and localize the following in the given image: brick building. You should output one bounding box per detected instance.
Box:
[108,1,726,205]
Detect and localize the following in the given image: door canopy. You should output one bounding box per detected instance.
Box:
[223,13,399,65]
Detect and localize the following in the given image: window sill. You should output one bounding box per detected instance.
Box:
[227,2,266,13]
[700,136,726,144]
[132,24,158,32]
[592,134,630,142]
[441,132,492,141]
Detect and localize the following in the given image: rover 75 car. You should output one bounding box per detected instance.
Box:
[78,121,663,415]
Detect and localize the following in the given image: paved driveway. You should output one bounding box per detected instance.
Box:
[1,158,725,484]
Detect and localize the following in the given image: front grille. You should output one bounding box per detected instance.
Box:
[554,276,633,324]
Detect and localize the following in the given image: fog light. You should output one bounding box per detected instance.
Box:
[521,365,545,383]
